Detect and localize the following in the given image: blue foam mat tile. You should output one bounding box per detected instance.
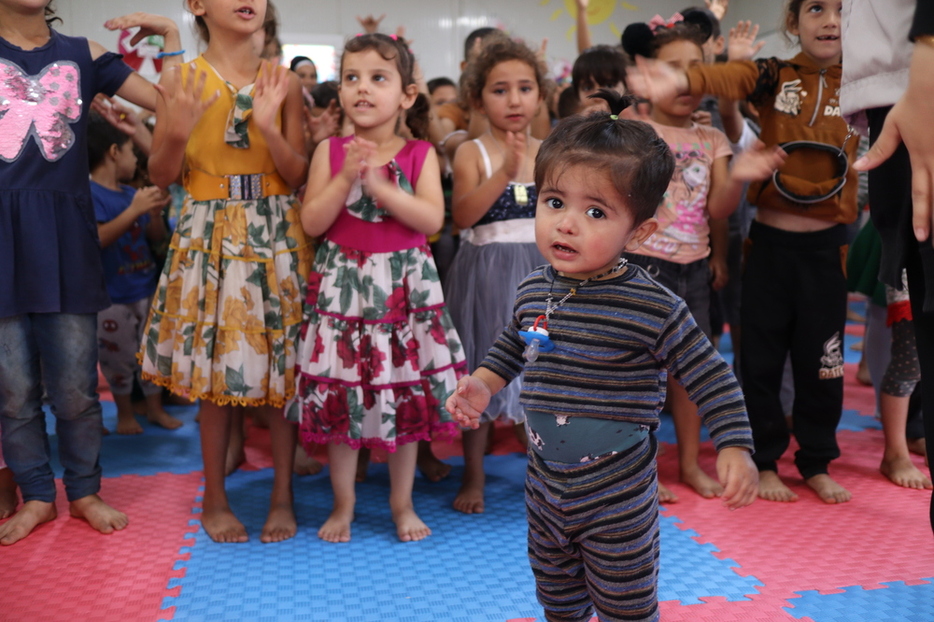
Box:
[165,454,765,621]
[785,579,934,621]
[657,515,763,606]
[43,401,205,477]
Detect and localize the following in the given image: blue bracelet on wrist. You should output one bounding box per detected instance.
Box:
[156,49,185,59]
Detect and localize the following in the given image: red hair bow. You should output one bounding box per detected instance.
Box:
[647,13,684,31]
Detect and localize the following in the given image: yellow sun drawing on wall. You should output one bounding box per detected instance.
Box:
[541,0,639,41]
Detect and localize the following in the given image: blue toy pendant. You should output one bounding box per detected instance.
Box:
[519,315,555,362]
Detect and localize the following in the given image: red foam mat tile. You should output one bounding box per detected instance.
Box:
[0,472,202,622]
[656,429,933,596]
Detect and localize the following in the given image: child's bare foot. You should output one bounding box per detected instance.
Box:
[804,474,851,504]
[0,499,56,545]
[355,447,370,483]
[417,444,451,482]
[0,469,17,519]
[658,481,678,504]
[908,437,927,458]
[680,465,724,499]
[453,473,485,514]
[294,444,323,476]
[880,456,933,490]
[116,411,144,435]
[69,494,129,534]
[392,505,431,542]
[318,505,354,543]
[225,442,245,476]
[147,407,183,430]
[201,506,248,543]
[260,503,297,543]
[758,470,799,502]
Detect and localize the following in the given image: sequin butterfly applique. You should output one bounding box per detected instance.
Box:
[0,60,82,162]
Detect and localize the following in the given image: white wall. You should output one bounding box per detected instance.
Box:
[58,0,793,84]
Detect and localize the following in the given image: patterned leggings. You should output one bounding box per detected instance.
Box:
[882,319,921,397]
[526,435,660,622]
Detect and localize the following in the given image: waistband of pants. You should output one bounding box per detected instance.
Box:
[526,410,649,463]
[624,252,709,275]
[748,220,848,250]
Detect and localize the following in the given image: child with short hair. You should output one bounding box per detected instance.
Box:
[87,112,182,435]
[446,91,758,622]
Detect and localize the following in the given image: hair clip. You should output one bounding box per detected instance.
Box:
[648,12,684,31]
[609,114,619,120]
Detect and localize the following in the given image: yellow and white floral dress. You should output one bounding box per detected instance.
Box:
[140,56,312,407]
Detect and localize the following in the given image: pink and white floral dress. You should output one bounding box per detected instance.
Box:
[286,137,466,451]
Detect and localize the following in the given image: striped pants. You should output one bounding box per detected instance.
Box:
[526,435,660,622]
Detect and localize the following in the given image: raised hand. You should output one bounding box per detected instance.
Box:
[307,100,340,145]
[131,185,171,217]
[705,0,730,22]
[502,131,526,180]
[155,63,220,137]
[340,137,376,184]
[356,13,385,34]
[728,20,765,62]
[92,94,140,135]
[730,141,787,183]
[252,62,291,134]
[626,55,688,104]
[103,12,178,45]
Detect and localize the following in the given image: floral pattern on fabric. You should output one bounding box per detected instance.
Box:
[287,156,466,452]
[224,82,253,149]
[140,193,312,407]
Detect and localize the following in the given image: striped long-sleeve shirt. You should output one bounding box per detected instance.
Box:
[479,264,754,453]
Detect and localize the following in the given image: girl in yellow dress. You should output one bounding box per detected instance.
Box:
[141,0,311,544]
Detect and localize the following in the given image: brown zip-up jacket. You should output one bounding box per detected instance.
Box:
[686,52,858,224]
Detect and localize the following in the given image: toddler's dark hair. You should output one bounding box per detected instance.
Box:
[427,76,456,95]
[462,37,548,108]
[311,81,339,109]
[556,86,580,119]
[571,45,629,96]
[463,27,501,61]
[621,15,709,60]
[535,90,674,225]
[87,112,131,171]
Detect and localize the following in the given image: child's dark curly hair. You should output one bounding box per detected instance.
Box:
[461,37,549,108]
[535,90,674,225]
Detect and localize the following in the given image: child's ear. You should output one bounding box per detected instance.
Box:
[399,83,419,110]
[107,143,120,161]
[711,35,725,56]
[187,0,206,17]
[623,217,659,252]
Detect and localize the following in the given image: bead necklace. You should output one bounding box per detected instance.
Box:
[520,257,629,361]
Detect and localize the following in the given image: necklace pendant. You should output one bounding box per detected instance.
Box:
[513,184,529,206]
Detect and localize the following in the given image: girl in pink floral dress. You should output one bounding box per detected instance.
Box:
[287,34,466,543]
